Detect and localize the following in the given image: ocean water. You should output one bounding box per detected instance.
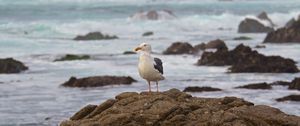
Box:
[0,0,300,125]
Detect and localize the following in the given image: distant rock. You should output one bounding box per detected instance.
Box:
[54,54,90,61]
[276,95,300,102]
[263,19,300,43]
[288,78,300,90]
[131,10,176,20]
[60,89,300,126]
[163,42,195,55]
[233,36,252,40]
[269,81,291,86]
[62,76,136,87]
[254,44,266,48]
[74,32,118,41]
[183,86,222,92]
[238,18,274,33]
[142,31,154,37]
[235,82,272,90]
[285,18,296,28]
[123,51,136,55]
[0,58,28,74]
[204,39,228,50]
[194,43,206,51]
[257,11,276,27]
[197,44,299,73]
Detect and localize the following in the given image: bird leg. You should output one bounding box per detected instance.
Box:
[156,81,159,92]
[148,81,151,92]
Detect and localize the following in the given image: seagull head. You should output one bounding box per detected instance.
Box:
[134,43,152,53]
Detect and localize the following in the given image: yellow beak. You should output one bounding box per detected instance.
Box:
[134,47,142,52]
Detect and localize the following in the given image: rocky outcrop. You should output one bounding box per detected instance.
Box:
[257,11,276,27]
[203,39,228,50]
[54,54,90,61]
[288,78,300,90]
[233,36,252,40]
[276,95,300,102]
[263,19,300,43]
[254,44,266,48]
[197,44,299,73]
[74,32,118,41]
[142,31,154,37]
[131,10,176,20]
[238,18,274,33]
[0,58,28,74]
[62,76,136,87]
[163,42,195,55]
[183,86,222,92]
[60,89,300,126]
[235,82,272,90]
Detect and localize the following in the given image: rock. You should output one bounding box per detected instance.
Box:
[54,54,90,61]
[288,78,300,90]
[70,105,98,120]
[60,88,300,126]
[0,58,28,74]
[74,32,118,41]
[197,44,299,73]
[233,36,252,40]
[131,10,176,20]
[235,82,272,90]
[123,51,136,55]
[194,43,206,51]
[263,19,300,43]
[142,31,154,37]
[257,11,276,27]
[204,39,228,50]
[254,44,266,48]
[285,18,296,28]
[270,81,291,86]
[276,95,300,102]
[163,42,195,55]
[62,76,136,87]
[183,86,222,92]
[238,18,274,33]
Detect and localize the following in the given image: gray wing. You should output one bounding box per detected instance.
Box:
[153,57,163,74]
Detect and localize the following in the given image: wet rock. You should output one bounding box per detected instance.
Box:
[197,44,299,73]
[288,78,300,90]
[264,19,300,43]
[62,76,136,87]
[0,58,28,74]
[276,95,300,102]
[254,44,266,48]
[74,32,118,41]
[233,36,252,40]
[54,54,90,61]
[163,42,195,55]
[123,51,136,55]
[270,81,291,86]
[238,18,274,33]
[70,105,97,120]
[194,43,206,51]
[142,31,154,37]
[204,39,228,50]
[257,11,276,27]
[60,88,300,126]
[235,82,272,90]
[285,18,296,28]
[131,10,176,20]
[183,86,222,92]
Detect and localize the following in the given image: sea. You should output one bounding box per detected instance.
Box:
[0,0,300,125]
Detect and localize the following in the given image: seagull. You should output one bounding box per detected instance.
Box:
[134,43,164,92]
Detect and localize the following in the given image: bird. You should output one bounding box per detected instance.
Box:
[134,43,164,92]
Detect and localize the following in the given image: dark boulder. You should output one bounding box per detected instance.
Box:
[62,76,136,87]
[276,95,300,102]
[235,82,272,90]
[288,78,300,90]
[238,18,274,33]
[233,36,252,40]
[257,11,276,27]
[204,39,228,50]
[74,32,118,41]
[0,58,28,74]
[163,42,195,55]
[183,86,222,92]
[60,88,300,126]
[264,19,300,43]
[285,18,296,28]
[142,31,154,37]
[270,81,291,86]
[254,44,266,48]
[197,44,299,73]
[54,54,90,61]
[194,43,206,51]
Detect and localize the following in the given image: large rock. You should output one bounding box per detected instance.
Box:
[197,44,299,73]
[60,89,300,126]
[183,86,222,92]
[131,10,176,20]
[0,58,28,74]
[204,39,228,50]
[74,32,118,41]
[276,95,300,102]
[263,19,300,43]
[62,76,136,87]
[288,78,300,90]
[257,11,276,27]
[163,42,195,55]
[238,18,274,33]
[235,82,272,90]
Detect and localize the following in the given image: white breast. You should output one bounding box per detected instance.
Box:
[138,53,164,81]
